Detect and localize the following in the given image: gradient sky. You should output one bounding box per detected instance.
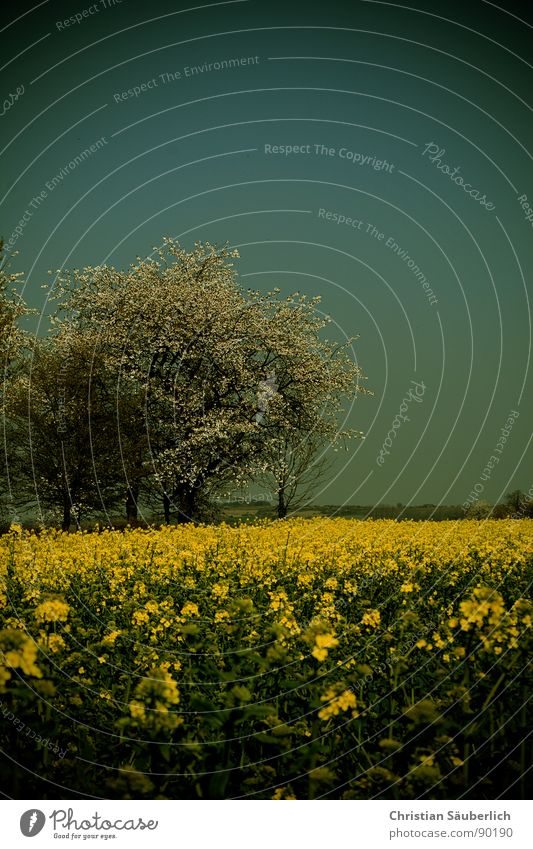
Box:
[1,0,532,507]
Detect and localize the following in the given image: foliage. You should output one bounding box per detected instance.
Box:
[260,430,332,518]
[0,240,26,372]
[464,500,493,519]
[4,333,123,530]
[49,240,366,522]
[0,518,531,799]
[0,240,29,525]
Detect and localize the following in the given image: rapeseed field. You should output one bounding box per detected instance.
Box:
[1,519,531,799]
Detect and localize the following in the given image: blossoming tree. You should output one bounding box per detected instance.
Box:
[47,239,367,523]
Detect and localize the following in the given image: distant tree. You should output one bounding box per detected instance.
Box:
[465,499,493,519]
[523,499,533,518]
[260,431,331,519]
[505,490,526,517]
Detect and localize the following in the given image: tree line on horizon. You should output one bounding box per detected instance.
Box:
[0,238,368,530]
[315,493,533,520]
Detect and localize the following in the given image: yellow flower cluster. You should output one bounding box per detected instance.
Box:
[128,667,182,731]
[0,629,42,691]
[312,632,339,662]
[271,786,297,800]
[318,687,358,720]
[361,608,381,628]
[180,601,199,618]
[448,587,530,654]
[33,597,70,624]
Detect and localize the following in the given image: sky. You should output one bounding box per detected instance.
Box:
[1,0,532,508]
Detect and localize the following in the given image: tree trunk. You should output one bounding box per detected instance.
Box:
[163,492,171,525]
[62,496,71,532]
[177,488,194,524]
[126,486,139,522]
[277,489,288,519]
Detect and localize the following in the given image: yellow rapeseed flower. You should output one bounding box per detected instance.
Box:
[318,688,357,720]
[312,632,339,661]
[34,598,70,624]
[361,609,381,628]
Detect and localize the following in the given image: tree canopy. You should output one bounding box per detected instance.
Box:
[44,239,367,523]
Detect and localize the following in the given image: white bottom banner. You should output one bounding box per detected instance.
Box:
[2,799,530,848]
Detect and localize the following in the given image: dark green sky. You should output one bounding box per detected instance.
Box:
[2,0,532,507]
